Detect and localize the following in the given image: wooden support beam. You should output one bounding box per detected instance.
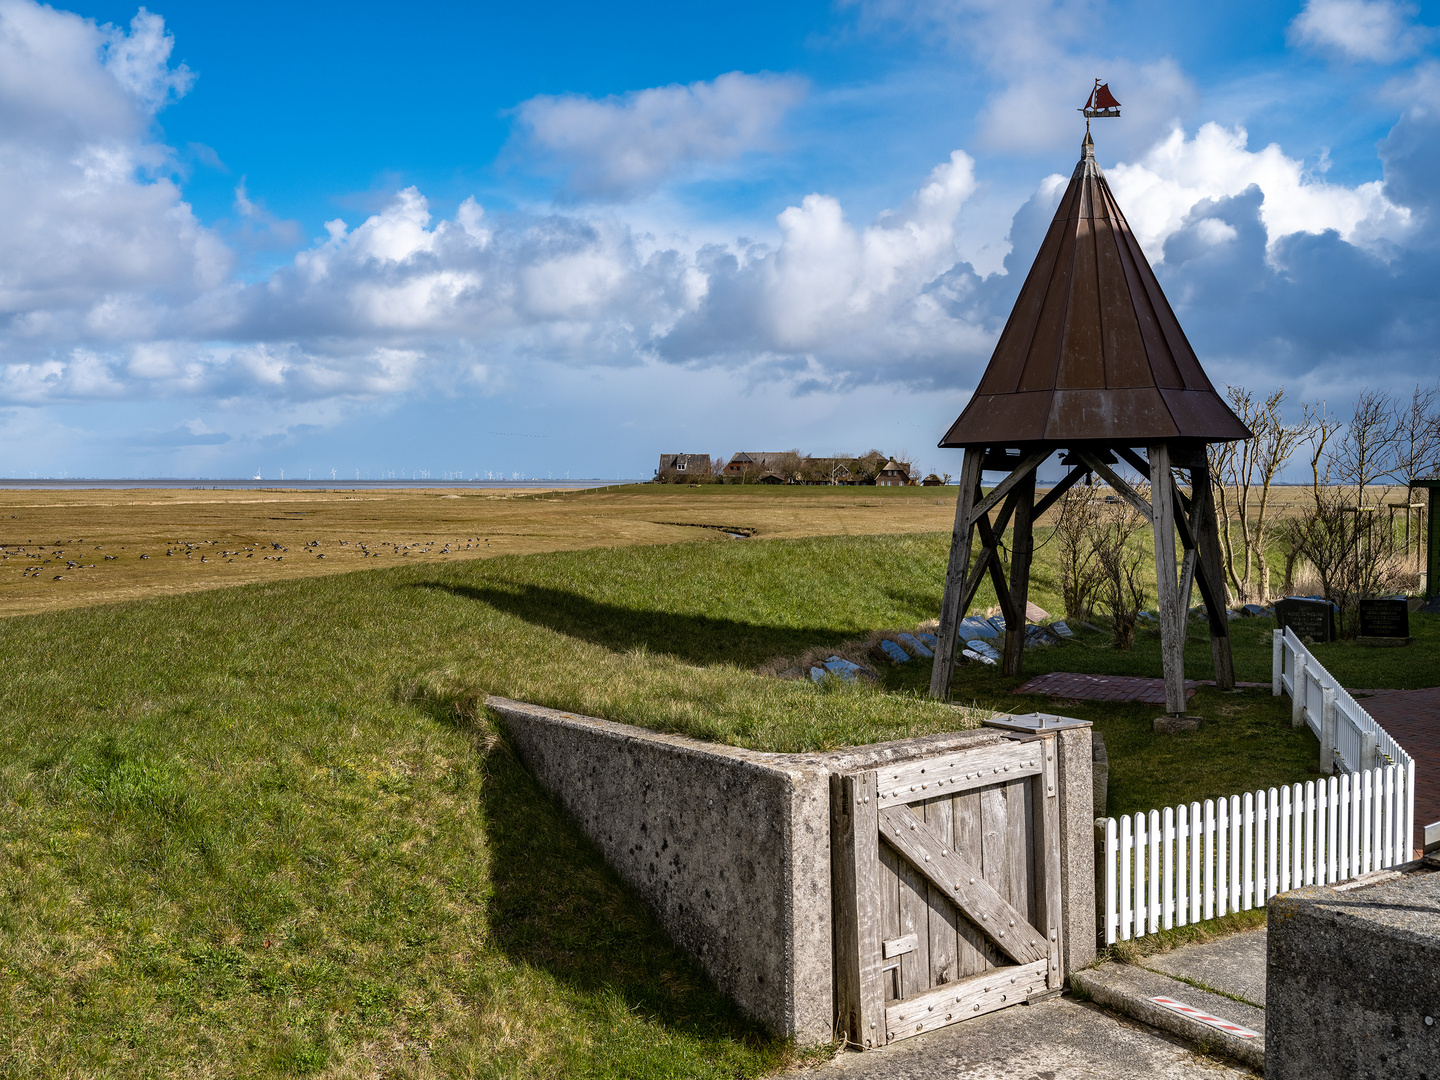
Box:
[1003,469,1036,677]
[1150,442,1187,714]
[1188,461,1236,689]
[1074,451,1153,523]
[1030,464,1089,521]
[974,505,1021,631]
[931,449,984,699]
[966,448,1051,528]
[956,488,1023,620]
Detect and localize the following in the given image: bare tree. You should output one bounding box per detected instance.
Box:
[1053,484,1103,620]
[1091,488,1149,650]
[1391,383,1440,483]
[1208,386,1305,604]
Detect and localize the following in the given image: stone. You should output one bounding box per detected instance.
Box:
[916,631,939,649]
[896,632,933,658]
[1153,715,1202,733]
[988,614,1008,633]
[959,617,998,640]
[1025,601,1049,621]
[1267,865,1440,1080]
[822,656,865,680]
[1358,596,1410,640]
[962,647,996,666]
[878,639,911,664]
[1274,597,1333,642]
[1240,603,1268,617]
[809,666,826,683]
[1051,621,1075,639]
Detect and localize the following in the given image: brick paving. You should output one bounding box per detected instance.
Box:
[1351,687,1440,851]
[1012,672,1267,706]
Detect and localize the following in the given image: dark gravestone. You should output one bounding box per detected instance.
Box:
[1358,597,1410,640]
[1275,598,1334,642]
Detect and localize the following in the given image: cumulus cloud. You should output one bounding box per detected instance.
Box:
[1108,122,1411,258]
[513,71,807,199]
[0,1,229,347]
[1289,0,1433,63]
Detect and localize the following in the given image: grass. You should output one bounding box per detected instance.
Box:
[2,490,1434,1076]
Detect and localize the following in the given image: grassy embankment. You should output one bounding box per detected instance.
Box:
[3,487,1433,1076]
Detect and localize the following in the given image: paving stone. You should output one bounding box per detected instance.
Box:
[1011,672,1269,707]
[1350,685,1440,852]
[805,995,1257,1079]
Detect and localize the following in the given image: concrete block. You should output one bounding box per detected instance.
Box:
[1267,865,1440,1080]
[487,696,835,1042]
[1091,729,1109,818]
[1153,715,1201,734]
[1056,726,1096,976]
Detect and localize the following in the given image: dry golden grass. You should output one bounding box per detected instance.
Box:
[0,484,961,618]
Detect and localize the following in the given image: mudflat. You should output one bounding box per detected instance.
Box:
[0,484,961,617]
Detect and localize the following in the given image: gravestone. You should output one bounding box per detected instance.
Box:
[1275,597,1334,643]
[1358,597,1410,641]
[878,639,911,663]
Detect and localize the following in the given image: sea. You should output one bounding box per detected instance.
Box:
[0,478,644,491]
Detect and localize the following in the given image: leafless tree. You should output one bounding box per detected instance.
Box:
[1053,485,1103,620]
[1091,487,1149,650]
[1207,386,1306,604]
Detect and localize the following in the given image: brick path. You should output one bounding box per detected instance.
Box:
[1351,687,1440,851]
[1012,672,1266,706]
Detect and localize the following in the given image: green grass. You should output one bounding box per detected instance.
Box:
[2,527,1434,1076]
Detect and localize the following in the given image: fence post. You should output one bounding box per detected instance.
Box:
[1361,730,1378,772]
[1320,686,1337,775]
[1291,653,1307,728]
[1272,629,1283,696]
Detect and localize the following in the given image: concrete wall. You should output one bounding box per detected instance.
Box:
[1268,865,1440,1079]
[487,696,1095,1044]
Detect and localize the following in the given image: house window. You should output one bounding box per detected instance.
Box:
[677,462,686,470]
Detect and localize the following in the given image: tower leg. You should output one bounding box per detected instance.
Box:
[1003,468,1036,676]
[931,448,984,699]
[1150,443,1187,714]
[1189,461,1236,688]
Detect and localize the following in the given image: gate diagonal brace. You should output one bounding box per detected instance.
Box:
[878,804,1047,966]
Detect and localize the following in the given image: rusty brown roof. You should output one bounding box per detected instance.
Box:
[940,132,1251,448]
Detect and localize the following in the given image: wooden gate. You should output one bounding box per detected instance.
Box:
[831,733,1064,1047]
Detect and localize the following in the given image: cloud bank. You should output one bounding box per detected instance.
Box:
[0,0,1438,451]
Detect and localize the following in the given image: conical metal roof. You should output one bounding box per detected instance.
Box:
[940,132,1250,447]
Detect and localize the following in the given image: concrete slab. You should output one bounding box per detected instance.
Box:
[803,996,1257,1079]
[1071,964,1265,1073]
[1145,930,1266,1008]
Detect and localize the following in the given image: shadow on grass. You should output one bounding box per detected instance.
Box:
[465,709,779,1049]
[411,580,848,667]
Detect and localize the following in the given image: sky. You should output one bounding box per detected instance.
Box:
[1,0,1438,480]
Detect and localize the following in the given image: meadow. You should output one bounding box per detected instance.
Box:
[0,484,1431,1078]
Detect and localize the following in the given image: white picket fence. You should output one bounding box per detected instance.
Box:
[1098,625,1416,944]
[1099,767,1410,943]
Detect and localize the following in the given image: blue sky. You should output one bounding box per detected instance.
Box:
[1,0,1437,479]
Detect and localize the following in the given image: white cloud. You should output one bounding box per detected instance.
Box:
[1108,122,1411,258]
[1289,0,1432,63]
[513,71,807,199]
[0,1,229,346]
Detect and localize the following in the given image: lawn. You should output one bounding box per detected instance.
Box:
[2,513,1433,1077]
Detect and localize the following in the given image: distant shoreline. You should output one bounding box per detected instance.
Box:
[0,478,643,491]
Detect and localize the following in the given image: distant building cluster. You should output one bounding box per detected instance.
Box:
[655,451,948,486]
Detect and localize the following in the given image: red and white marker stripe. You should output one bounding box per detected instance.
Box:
[1149,996,1260,1039]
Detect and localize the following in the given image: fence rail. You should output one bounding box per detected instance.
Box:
[1099,767,1409,943]
[1097,625,1416,945]
[1273,625,1414,850]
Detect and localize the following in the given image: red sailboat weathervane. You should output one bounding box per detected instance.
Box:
[1080,78,1121,129]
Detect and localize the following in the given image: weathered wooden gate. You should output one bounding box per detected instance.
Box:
[831,733,1064,1047]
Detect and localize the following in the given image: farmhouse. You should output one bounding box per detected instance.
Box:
[655,453,712,481]
[874,458,912,486]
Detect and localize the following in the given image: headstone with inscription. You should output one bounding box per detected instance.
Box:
[1275,597,1334,643]
[1358,597,1410,641]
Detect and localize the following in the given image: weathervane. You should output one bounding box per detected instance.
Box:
[1080,78,1121,132]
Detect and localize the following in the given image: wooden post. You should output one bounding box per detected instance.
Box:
[931,448,984,699]
[1002,468,1036,676]
[1188,460,1236,689]
[832,771,884,1047]
[1149,443,1186,714]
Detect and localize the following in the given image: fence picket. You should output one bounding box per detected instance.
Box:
[1099,638,1417,944]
